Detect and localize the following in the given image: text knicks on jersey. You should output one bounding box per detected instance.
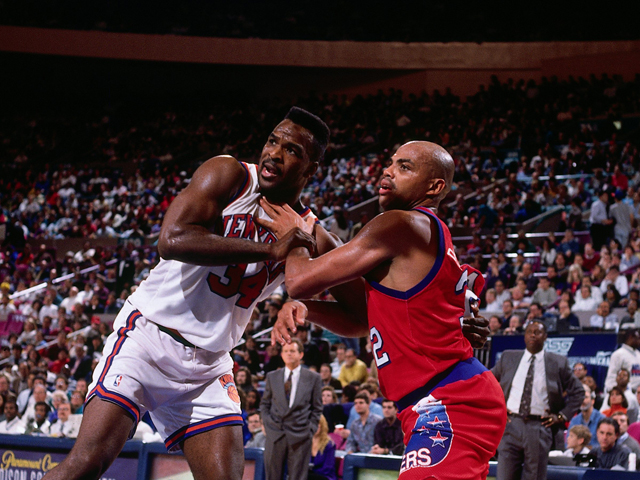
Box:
[207,213,285,309]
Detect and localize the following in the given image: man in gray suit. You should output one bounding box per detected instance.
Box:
[492,320,583,480]
[261,337,323,480]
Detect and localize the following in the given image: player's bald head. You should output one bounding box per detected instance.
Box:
[397,141,454,198]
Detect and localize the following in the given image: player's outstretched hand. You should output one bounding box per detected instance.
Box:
[256,197,316,237]
[271,301,308,346]
[461,303,490,349]
[269,227,316,261]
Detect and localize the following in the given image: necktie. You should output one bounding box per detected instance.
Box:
[519,354,535,416]
[284,371,292,403]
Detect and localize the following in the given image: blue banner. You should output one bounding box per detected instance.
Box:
[490,333,619,391]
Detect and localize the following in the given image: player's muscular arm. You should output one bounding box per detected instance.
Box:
[158,156,313,266]
[285,211,412,299]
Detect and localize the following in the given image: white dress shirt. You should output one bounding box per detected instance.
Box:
[506,350,549,416]
[284,365,302,409]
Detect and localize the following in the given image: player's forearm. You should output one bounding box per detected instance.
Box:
[158,227,275,266]
[302,299,369,337]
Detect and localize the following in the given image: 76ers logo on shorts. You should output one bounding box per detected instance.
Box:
[400,395,453,474]
[113,375,123,387]
[219,374,241,403]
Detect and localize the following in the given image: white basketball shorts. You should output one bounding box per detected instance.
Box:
[87,301,243,452]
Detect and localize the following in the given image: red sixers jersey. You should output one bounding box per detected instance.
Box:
[365,206,485,402]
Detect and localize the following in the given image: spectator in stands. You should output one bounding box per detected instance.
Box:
[245,411,266,448]
[345,391,381,454]
[525,302,546,324]
[370,399,403,456]
[516,262,538,295]
[531,276,558,308]
[582,276,604,303]
[563,425,591,458]
[621,246,640,273]
[611,411,640,465]
[68,344,93,382]
[263,343,284,374]
[234,367,254,396]
[610,190,635,249]
[338,349,368,387]
[48,400,79,438]
[590,190,614,251]
[245,390,261,413]
[589,301,619,331]
[605,328,640,393]
[556,300,580,333]
[573,363,588,383]
[25,401,51,435]
[346,384,382,429]
[0,396,26,434]
[540,238,558,269]
[70,390,85,415]
[233,336,261,375]
[572,285,599,312]
[604,284,622,309]
[600,369,640,425]
[510,285,531,309]
[494,280,511,305]
[39,293,58,324]
[295,324,323,371]
[329,344,346,379]
[601,387,628,418]
[568,383,605,448]
[48,390,68,424]
[0,293,17,322]
[484,288,502,313]
[503,315,523,335]
[620,299,640,328]
[320,364,342,391]
[583,243,600,273]
[600,265,630,298]
[489,315,503,335]
[309,415,337,480]
[558,229,581,261]
[567,265,584,296]
[591,417,630,470]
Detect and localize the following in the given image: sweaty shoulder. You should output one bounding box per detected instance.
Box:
[188,155,248,201]
[359,209,433,246]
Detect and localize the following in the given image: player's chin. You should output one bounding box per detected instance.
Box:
[378,195,398,212]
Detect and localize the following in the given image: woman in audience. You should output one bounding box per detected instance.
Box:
[245,389,261,412]
[310,415,337,480]
[604,284,622,309]
[540,238,558,269]
[602,386,628,417]
[567,264,584,296]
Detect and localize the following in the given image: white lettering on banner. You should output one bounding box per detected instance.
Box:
[0,469,29,480]
[544,338,574,357]
[569,352,612,367]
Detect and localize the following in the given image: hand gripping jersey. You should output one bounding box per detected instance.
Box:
[365,206,485,402]
[129,162,315,354]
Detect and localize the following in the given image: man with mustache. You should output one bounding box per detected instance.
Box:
[267,141,505,479]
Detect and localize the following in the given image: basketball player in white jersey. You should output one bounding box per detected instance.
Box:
[42,107,332,480]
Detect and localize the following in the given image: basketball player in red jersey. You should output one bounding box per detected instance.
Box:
[264,141,507,480]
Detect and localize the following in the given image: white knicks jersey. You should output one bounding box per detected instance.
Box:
[129,162,315,353]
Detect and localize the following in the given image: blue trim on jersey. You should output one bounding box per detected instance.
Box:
[396,357,487,412]
[227,162,250,204]
[367,206,445,300]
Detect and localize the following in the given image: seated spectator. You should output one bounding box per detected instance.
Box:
[503,315,524,335]
[234,367,253,395]
[321,386,347,433]
[68,344,93,381]
[338,349,368,387]
[245,411,266,449]
[558,229,581,261]
[0,396,26,434]
[320,364,343,391]
[245,389,261,412]
[494,280,511,305]
[569,383,605,448]
[346,384,383,429]
[345,391,382,454]
[572,285,599,312]
[500,299,515,326]
[563,425,592,458]
[370,399,404,456]
[621,245,640,273]
[0,294,17,322]
[48,390,69,424]
[620,299,640,328]
[611,411,640,467]
[25,401,51,435]
[604,284,622,309]
[310,415,337,480]
[489,315,503,335]
[70,390,85,415]
[556,300,580,333]
[48,401,80,438]
[484,288,502,313]
[510,285,531,309]
[591,417,631,470]
[600,265,630,298]
[602,386,628,418]
[22,384,49,424]
[540,238,558,269]
[589,301,619,331]
[583,243,601,273]
[262,343,284,374]
[567,265,584,296]
[531,277,558,308]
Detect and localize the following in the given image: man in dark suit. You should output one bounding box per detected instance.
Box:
[492,320,583,480]
[261,337,322,480]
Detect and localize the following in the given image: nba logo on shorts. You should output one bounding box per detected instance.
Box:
[113,375,123,387]
[400,395,453,474]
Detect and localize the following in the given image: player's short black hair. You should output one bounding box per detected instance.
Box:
[284,107,330,161]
